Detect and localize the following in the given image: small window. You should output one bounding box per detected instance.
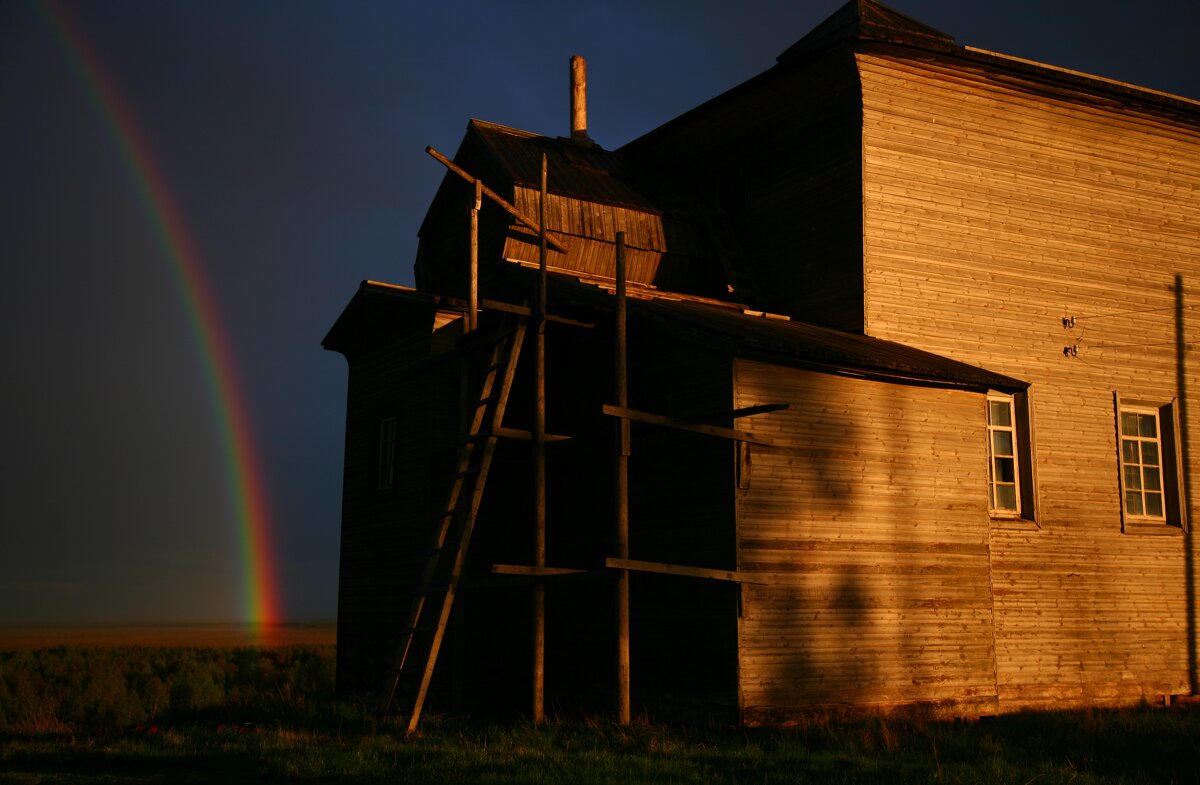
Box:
[1115,395,1186,532]
[987,394,1020,514]
[1119,408,1164,520]
[378,416,397,491]
[986,390,1038,524]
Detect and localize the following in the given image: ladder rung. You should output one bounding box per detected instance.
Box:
[482,358,508,374]
[436,507,469,519]
[428,544,460,556]
[493,323,520,340]
[473,394,499,408]
[461,431,494,444]
[450,467,480,480]
[414,584,450,596]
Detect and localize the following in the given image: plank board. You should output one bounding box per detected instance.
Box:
[856,47,1198,711]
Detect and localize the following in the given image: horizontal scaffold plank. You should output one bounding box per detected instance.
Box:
[492,426,571,443]
[601,404,777,445]
[605,557,764,584]
[491,564,590,577]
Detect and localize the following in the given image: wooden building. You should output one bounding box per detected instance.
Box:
[325,0,1199,724]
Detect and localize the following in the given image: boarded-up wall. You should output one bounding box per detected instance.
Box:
[857,45,1199,709]
[734,359,999,720]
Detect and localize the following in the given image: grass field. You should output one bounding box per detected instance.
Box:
[1,640,1198,784]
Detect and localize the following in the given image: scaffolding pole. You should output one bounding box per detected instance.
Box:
[614,231,631,724]
[532,154,548,725]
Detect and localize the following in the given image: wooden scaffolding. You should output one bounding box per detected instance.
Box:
[380,147,780,733]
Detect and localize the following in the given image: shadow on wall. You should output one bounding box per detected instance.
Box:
[737,362,997,716]
[1176,274,1196,694]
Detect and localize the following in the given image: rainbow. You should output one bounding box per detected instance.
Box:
[37,0,283,637]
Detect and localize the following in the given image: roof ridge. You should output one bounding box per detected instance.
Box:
[467,117,542,139]
[777,0,955,63]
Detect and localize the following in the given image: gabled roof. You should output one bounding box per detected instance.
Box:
[466,119,680,213]
[777,0,954,62]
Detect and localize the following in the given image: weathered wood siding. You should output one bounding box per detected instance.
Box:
[503,190,729,297]
[621,49,865,328]
[335,322,441,691]
[734,359,999,720]
[507,191,665,283]
[857,45,1199,710]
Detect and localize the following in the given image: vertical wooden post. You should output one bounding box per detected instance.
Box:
[456,178,482,700]
[532,154,548,724]
[615,231,631,724]
[469,179,481,332]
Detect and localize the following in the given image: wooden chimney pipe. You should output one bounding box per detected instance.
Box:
[570,55,590,143]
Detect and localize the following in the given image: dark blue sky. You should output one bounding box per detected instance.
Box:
[2,0,1197,624]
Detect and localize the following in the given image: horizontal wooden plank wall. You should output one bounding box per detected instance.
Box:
[857,45,1198,710]
[334,316,463,693]
[506,190,664,285]
[734,359,999,721]
[620,48,865,329]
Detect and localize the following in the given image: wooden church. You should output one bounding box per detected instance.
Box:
[324,0,1199,726]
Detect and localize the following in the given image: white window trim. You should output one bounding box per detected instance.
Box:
[1117,404,1166,523]
[987,393,1022,518]
[1114,394,1186,534]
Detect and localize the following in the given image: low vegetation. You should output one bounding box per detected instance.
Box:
[2,645,1198,784]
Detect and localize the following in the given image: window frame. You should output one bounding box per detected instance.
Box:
[986,389,1039,527]
[1114,394,1187,534]
[377,415,397,492]
[987,393,1021,516]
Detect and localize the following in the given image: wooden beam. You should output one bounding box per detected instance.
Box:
[605,557,765,585]
[601,404,777,446]
[426,146,570,254]
[468,179,480,333]
[683,403,790,423]
[481,298,594,329]
[531,153,547,726]
[492,564,589,577]
[614,231,631,726]
[493,426,571,443]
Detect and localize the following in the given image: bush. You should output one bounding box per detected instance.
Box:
[0,645,336,734]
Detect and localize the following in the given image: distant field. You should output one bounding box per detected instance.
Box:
[2,644,1199,784]
[0,622,336,650]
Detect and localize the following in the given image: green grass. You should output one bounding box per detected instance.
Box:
[2,646,1198,784]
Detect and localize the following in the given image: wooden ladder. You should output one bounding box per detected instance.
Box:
[700,207,765,308]
[380,316,527,732]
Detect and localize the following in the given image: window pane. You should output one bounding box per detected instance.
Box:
[1143,467,1161,492]
[995,457,1016,483]
[1126,492,1144,515]
[995,485,1017,510]
[992,431,1014,457]
[989,401,1012,427]
[1121,412,1140,436]
[1146,492,1164,518]
[1139,413,1157,438]
[1124,465,1142,490]
[1122,440,1140,464]
[1141,441,1160,467]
